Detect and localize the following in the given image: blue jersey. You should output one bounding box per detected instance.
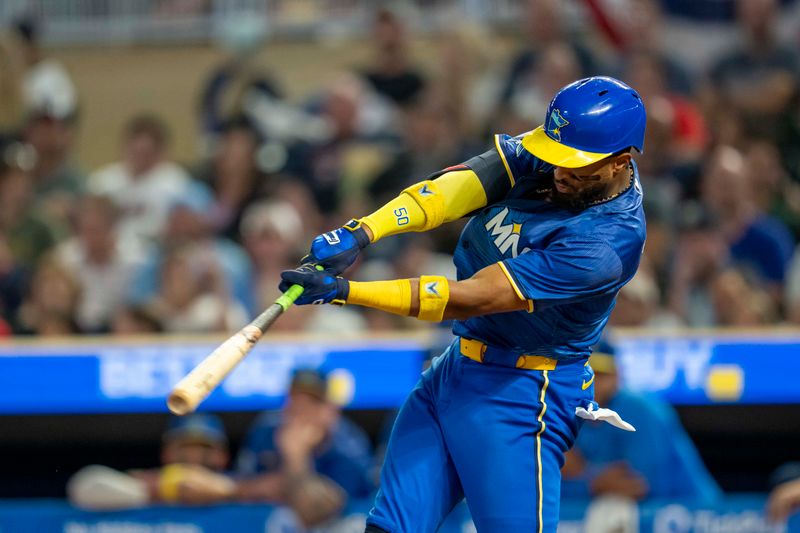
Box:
[452,133,646,361]
[236,411,375,498]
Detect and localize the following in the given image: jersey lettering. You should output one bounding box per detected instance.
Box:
[485,207,522,258]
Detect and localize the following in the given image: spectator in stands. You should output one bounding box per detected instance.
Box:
[194,117,285,240]
[128,180,254,315]
[495,0,600,129]
[623,51,709,174]
[198,16,280,146]
[359,7,426,107]
[55,195,147,333]
[744,139,800,239]
[0,158,58,273]
[88,114,191,243]
[15,258,81,335]
[146,245,247,333]
[270,179,324,239]
[236,368,374,527]
[433,22,499,142]
[613,0,694,96]
[8,17,82,227]
[0,157,54,323]
[366,88,471,210]
[110,305,164,335]
[767,464,800,523]
[637,205,675,298]
[700,145,794,302]
[23,112,84,231]
[561,340,721,504]
[783,248,800,324]
[710,267,779,325]
[240,200,304,312]
[609,268,682,329]
[292,74,395,218]
[704,0,799,142]
[499,42,582,140]
[667,202,728,326]
[68,413,236,509]
[0,234,25,330]
[13,17,78,126]
[0,26,25,136]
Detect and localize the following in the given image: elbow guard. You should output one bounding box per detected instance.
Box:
[402,180,445,232]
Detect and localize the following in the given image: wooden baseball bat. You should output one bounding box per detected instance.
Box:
[167,284,305,415]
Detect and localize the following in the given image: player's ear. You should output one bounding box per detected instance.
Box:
[611,152,632,173]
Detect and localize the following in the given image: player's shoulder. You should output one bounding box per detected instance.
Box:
[494,132,527,158]
[551,217,640,274]
[493,131,552,182]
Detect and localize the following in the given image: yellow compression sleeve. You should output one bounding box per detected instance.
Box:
[360,169,488,242]
[345,277,451,322]
[347,280,413,316]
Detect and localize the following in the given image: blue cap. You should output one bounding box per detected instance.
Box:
[290,368,328,401]
[522,76,646,168]
[163,413,227,447]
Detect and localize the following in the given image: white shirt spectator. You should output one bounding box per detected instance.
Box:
[88,162,191,243]
[161,293,248,333]
[305,306,367,337]
[56,235,147,332]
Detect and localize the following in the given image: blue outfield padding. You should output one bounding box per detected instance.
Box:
[0,331,799,414]
[0,496,794,533]
[0,337,427,414]
[614,332,800,405]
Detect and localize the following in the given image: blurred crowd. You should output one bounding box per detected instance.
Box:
[68,368,375,529]
[2,0,800,337]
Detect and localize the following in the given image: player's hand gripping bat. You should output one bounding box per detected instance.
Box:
[166,282,306,415]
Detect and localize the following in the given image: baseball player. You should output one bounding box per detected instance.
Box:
[280,76,647,532]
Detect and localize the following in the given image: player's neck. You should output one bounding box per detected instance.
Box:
[605,163,633,198]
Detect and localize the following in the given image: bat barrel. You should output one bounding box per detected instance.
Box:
[165,322,266,415]
[166,287,303,416]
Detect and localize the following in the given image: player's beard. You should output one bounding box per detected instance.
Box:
[549,178,609,210]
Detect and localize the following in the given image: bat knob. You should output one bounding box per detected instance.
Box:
[167,391,194,416]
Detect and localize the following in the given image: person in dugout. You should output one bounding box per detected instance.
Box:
[561,339,722,504]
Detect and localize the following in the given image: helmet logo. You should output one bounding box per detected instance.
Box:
[546,109,569,141]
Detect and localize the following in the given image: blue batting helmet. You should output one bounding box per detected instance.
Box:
[522,76,646,168]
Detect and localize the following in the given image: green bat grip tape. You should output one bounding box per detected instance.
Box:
[274,265,322,311]
[275,284,304,311]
